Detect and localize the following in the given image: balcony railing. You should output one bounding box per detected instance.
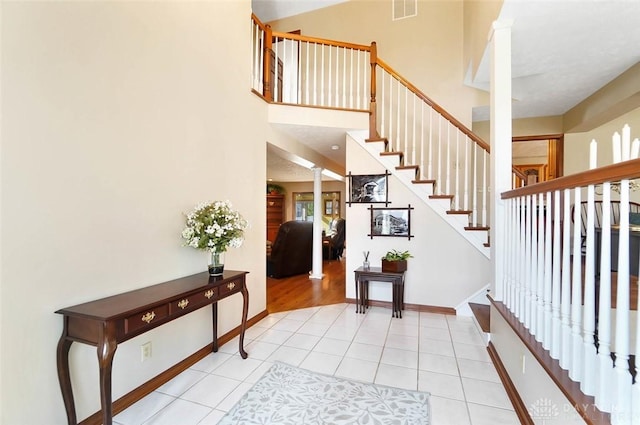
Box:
[499,127,640,424]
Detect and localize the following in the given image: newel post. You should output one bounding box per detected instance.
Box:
[369,41,377,139]
[262,24,273,102]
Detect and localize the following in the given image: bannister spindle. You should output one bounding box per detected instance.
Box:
[404,86,408,155]
[612,179,631,424]
[312,43,317,105]
[437,116,442,195]
[395,78,400,151]
[321,44,326,106]
[348,48,353,108]
[454,132,460,210]
[525,194,533,329]
[551,189,562,359]
[596,181,612,412]
[472,144,478,226]
[263,25,273,102]
[543,191,553,349]
[428,108,433,180]
[560,188,572,370]
[529,194,537,333]
[582,180,597,395]
[482,151,487,226]
[463,136,469,212]
[273,37,280,102]
[411,95,416,165]
[445,124,451,196]
[570,188,583,381]
[536,193,545,340]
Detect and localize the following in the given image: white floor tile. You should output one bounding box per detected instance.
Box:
[419,326,452,342]
[461,378,513,410]
[297,321,331,337]
[380,346,418,369]
[313,337,351,356]
[113,392,175,425]
[180,375,241,408]
[453,342,492,362]
[345,342,383,362]
[374,363,417,390]
[418,352,460,376]
[388,321,420,337]
[450,329,486,346]
[210,355,262,381]
[324,325,358,341]
[430,396,472,425]
[285,306,321,321]
[255,328,294,345]
[271,318,305,332]
[244,361,274,383]
[155,369,207,397]
[142,399,211,425]
[243,340,280,360]
[385,334,419,351]
[419,337,455,357]
[283,332,321,350]
[299,351,343,375]
[189,352,232,373]
[418,370,465,401]
[467,403,519,425]
[197,409,227,425]
[215,382,254,412]
[457,358,501,383]
[334,357,378,382]
[265,345,310,366]
[353,329,386,346]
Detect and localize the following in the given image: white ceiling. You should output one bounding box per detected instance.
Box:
[256,0,640,182]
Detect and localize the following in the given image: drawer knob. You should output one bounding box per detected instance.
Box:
[141,311,156,323]
[177,299,189,309]
[204,289,214,299]
[227,282,236,290]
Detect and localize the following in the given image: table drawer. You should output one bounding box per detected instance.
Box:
[169,288,217,314]
[125,304,169,334]
[218,278,243,299]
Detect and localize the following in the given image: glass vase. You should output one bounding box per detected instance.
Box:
[208,249,225,276]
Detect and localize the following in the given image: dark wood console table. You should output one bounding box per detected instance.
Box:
[55,270,249,425]
[354,267,405,318]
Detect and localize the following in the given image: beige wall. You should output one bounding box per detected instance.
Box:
[1,2,271,423]
[267,0,485,126]
[473,115,564,141]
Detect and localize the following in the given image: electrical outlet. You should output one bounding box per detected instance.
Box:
[141,342,152,362]
[521,354,526,374]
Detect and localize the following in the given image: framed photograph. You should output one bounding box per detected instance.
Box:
[368,205,414,239]
[347,171,390,206]
[324,200,333,215]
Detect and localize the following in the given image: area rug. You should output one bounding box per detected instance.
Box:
[218,362,430,424]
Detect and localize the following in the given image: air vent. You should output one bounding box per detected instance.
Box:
[393,0,417,20]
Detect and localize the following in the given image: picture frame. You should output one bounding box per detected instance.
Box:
[368,205,414,239]
[324,200,333,215]
[347,171,390,206]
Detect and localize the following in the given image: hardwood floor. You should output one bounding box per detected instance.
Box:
[267,258,346,313]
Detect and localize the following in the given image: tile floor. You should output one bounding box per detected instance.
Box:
[114,303,519,425]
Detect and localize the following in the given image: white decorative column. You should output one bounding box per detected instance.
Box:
[310,167,324,279]
[489,20,513,302]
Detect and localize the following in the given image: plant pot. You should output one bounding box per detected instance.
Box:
[381,259,407,273]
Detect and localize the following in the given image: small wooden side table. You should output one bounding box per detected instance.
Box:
[354,267,405,318]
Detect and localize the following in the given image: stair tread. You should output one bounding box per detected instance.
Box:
[380,151,403,156]
[430,194,454,199]
[447,210,472,215]
[412,179,436,184]
[365,137,387,143]
[396,165,418,170]
[465,226,490,231]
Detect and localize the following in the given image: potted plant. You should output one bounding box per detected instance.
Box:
[267,183,285,195]
[381,249,413,273]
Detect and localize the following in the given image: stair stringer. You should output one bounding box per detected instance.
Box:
[350,130,491,259]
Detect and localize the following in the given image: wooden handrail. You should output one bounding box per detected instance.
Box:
[270,31,371,52]
[375,58,490,153]
[502,158,640,199]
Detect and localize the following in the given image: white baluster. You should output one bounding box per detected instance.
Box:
[543,191,553,349]
[312,43,317,105]
[612,179,631,424]
[482,151,487,227]
[464,136,469,212]
[580,181,597,395]
[570,188,583,381]
[536,192,545,342]
[428,108,433,180]
[472,144,478,226]
[529,194,537,334]
[596,181,612,412]
[560,188,572,370]
[551,190,562,359]
[445,124,451,196]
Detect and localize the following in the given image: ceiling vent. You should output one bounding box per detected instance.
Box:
[392,0,417,20]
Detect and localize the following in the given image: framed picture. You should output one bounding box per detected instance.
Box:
[324,200,333,215]
[347,172,390,206]
[368,205,414,239]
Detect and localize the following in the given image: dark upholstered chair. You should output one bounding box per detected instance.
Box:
[323,218,345,260]
[267,220,313,278]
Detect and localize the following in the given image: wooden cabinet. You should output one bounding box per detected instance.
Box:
[267,194,285,242]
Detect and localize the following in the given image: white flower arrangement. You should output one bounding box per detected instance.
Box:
[182,200,248,253]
